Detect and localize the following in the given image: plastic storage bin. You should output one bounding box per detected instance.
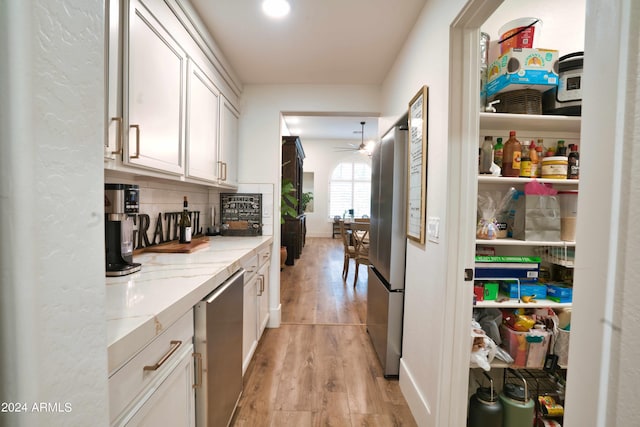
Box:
[500,324,551,368]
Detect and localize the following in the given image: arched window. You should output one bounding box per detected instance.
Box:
[329,161,371,218]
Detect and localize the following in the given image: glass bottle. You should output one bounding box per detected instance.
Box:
[494,137,504,169]
[502,131,522,177]
[568,144,580,179]
[480,136,494,174]
[556,140,567,156]
[535,143,544,177]
[179,196,192,243]
[519,140,532,178]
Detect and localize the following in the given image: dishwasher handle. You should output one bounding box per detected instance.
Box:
[204,268,245,304]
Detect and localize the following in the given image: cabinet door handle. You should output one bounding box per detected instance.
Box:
[192,352,202,389]
[143,340,182,371]
[221,162,228,181]
[110,117,123,155]
[129,124,140,159]
[256,276,263,296]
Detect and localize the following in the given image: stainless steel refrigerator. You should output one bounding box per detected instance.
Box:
[367,122,408,377]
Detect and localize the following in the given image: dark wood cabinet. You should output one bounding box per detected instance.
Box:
[281,136,306,265]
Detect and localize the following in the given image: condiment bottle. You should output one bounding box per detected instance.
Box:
[529,140,539,178]
[568,144,580,179]
[494,137,504,169]
[535,139,544,177]
[519,140,532,178]
[480,136,494,174]
[556,140,567,156]
[501,131,522,177]
[545,145,555,158]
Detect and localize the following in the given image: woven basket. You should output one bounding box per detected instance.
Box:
[494,89,542,114]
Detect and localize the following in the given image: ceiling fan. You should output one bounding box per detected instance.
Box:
[333,121,372,154]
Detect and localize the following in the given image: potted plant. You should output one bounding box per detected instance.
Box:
[280,179,298,269]
[301,191,313,212]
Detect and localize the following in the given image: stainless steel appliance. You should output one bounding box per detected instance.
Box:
[194,269,244,427]
[543,51,583,116]
[367,121,408,377]
[104,183,141,277]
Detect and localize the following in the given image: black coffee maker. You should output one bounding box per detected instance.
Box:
[105,184,141,277]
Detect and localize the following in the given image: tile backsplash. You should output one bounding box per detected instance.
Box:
[105,171,273,243]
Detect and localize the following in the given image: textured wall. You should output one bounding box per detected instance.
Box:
[0,0,108,425]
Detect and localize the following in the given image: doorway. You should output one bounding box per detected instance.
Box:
[444,1,589,425]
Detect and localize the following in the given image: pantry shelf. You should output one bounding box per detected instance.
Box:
[475,298,572,309]
[477,176,579,186]
[488,360,568,370]
[476,238,576,247]
[479,112,581,133]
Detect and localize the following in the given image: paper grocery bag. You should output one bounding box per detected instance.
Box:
[513,195,561,241]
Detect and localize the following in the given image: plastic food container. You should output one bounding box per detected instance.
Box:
[558,190,578,241]
[499,17,542,54]
[541,156,568,179]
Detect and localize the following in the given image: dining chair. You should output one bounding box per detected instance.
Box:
[339,221,357,281]
[350,222,370,286]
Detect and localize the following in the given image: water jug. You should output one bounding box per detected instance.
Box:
[499,369,535,427]
[468,372,503,427]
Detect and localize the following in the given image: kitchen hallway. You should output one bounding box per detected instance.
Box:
[231,237,417,426]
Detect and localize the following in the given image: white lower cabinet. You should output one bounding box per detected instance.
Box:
[241,247,272,374]
[242,271,259,374]
[257,261,270,339]
[109,309,195,426]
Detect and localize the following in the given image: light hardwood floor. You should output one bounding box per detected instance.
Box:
[231,237,417,427]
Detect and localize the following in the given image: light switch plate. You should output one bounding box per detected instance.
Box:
[427,216,440,243]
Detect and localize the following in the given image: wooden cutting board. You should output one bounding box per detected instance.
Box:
[143,236,210,253]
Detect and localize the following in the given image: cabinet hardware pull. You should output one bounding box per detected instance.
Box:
[129,124,141,159]
[217,161,223,180]
[192,352,202,388]
[110,117,123,155]
[221,162,228,181]
[143,340,182,371]
[257,275,265,295]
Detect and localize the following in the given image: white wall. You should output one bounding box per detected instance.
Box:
[301,138,372,237]
[237,84,380,327]
[0,1,109,425]
[379,1,466,424]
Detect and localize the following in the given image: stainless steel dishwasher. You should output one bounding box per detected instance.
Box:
[194,268,244,427]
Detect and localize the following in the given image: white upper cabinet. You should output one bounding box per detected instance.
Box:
[105,0,242,186]
[219,96,239,187]
[186,59,220,182]
[125,0,186,175]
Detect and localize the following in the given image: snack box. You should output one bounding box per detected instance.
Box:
[486,48,559,97]
[499,282,547,300]
[546,283,573,303]
[474,256,540,284]
[484,282,499,301]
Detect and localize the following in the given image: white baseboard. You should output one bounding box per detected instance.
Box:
[399,357,432,426]
[267,303,281,328]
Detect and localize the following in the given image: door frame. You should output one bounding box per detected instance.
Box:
[440,2,503,425]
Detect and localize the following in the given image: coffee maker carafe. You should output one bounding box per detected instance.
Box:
[105,184,141,277]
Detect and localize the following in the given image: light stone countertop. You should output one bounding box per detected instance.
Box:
[105,235,273,375]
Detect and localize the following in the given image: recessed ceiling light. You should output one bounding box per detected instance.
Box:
[262,0,290,18]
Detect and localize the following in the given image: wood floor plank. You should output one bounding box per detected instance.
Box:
[231,238,416,426]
